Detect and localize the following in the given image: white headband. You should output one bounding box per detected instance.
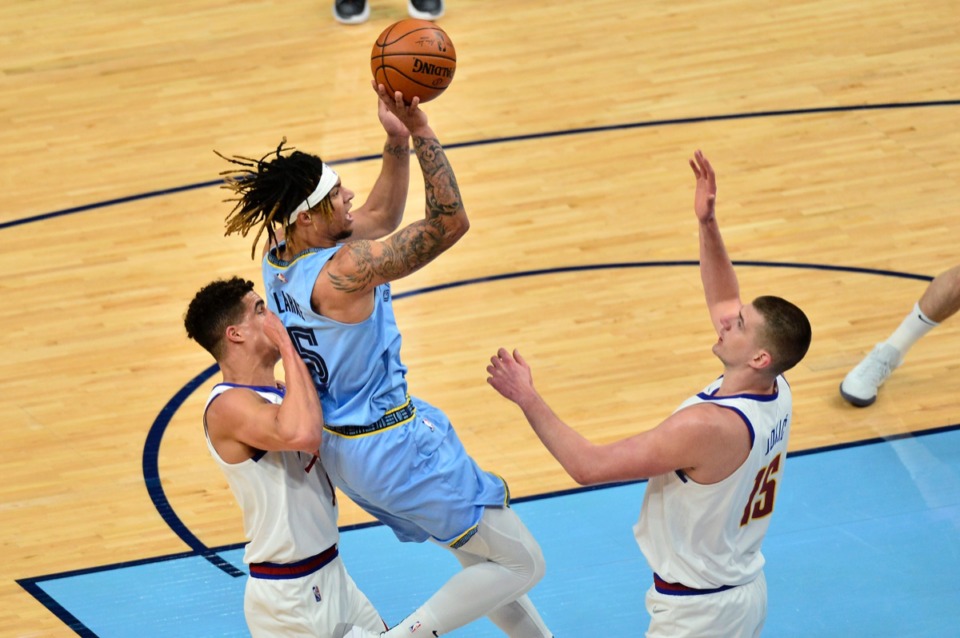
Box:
[286,163,339,226]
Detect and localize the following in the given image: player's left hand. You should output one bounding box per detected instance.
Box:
[690,149,717,223]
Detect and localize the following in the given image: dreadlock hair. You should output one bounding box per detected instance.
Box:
[216,138,335,259]
[184,277,256,360]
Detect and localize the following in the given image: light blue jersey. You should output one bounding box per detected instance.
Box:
[263,243,508,545]
[263,244,407,427]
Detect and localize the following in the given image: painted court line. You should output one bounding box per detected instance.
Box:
[20,427,960,636]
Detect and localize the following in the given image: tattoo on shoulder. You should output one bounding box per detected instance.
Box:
[328,228,445,293]
[327,241,378,293]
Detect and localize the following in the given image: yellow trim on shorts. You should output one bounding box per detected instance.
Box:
[322,396,416,438]
[447,524,479,549]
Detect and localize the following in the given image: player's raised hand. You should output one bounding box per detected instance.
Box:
[374,84,411,139]
[263,310,293,351]
[372,79,428,135]
[690,150,717,223]
[487,348,537,407]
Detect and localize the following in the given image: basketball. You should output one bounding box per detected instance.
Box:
[371,19,456,104]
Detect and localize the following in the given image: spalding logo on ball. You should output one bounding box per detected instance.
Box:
[371,18,457,104]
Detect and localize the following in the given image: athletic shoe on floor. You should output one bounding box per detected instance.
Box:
[840,343,902,407]
[408,0,445,20]
[334,0,370,24]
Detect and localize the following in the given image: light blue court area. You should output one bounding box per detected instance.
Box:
[22,427,960,637]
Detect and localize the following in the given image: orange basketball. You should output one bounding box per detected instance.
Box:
[371,19,456,104]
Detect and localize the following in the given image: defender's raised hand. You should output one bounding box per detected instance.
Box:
[487,348,538,408]
[690,150,717,223]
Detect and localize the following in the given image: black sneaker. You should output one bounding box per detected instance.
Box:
[408,0,444,20]
[333,0,370,24]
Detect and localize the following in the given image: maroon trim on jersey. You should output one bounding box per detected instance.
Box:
[249,544,338,580]
[653,572,735,596]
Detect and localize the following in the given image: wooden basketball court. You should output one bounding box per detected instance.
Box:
[2,0,959,634]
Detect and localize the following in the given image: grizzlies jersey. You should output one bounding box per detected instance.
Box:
[634,375,793,589]
[263,243,509,546]
[203,384,339,565]
[263,244,408,426]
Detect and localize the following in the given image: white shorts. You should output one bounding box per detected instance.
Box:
[645,571,767,638]
[244,555,382,637]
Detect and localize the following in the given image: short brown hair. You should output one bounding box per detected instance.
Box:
[184,277,256,360]
[752,295,812,376]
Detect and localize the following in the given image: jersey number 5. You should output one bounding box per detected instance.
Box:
[287,327,330,386]
[740,453,782,526]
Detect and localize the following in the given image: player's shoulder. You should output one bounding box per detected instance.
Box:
[208,384,276,417]
[672,400,744,432]
[207,385,278,439]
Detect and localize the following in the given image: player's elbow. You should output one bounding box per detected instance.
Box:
[566,460,601,486]
[450,213,470,240]
[438,214,469,251]
[569,471,593,486]
[566,446,628,486]
[285,421,323,452]
[302,429,323,452]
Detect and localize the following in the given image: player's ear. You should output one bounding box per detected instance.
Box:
[751,349,773,371]
[225,324,243,344]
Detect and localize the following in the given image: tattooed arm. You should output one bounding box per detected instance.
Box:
[349,97,412,241]
[311,85,469,322]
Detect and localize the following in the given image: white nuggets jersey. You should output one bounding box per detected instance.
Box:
[634,375,792,589]
[204,383,339,565]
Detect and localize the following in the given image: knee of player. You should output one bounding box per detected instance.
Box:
[528,543,546,586]
[518,534,547,586]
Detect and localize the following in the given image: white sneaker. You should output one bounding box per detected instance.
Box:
[332,623,380,638]
[408,0,445,20]
[333,0,370,25]
[839,343,902,407]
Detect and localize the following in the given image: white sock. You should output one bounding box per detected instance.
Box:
[886,302,939,354]
[382,507,548,637]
